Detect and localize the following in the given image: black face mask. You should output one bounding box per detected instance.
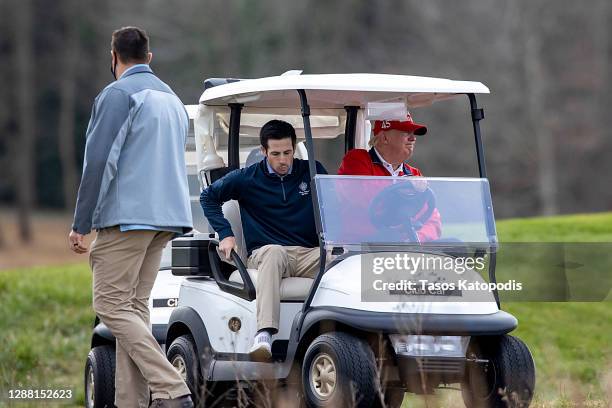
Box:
[110,52,118,80]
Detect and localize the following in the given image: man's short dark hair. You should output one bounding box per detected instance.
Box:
[260,120,297,150]
[111,26,149,63]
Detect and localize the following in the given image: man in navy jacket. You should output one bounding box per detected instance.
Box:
[201,120,326,360]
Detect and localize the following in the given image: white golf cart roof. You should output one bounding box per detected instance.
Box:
[199,73,489,109]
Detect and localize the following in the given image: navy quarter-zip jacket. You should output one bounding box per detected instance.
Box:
[201,158,327,256]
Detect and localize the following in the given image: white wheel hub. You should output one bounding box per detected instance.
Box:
[310,353,337,400]
[172,355,187,381]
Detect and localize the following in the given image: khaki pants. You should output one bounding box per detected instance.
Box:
[247,245,320,332]
[89,228,190,408]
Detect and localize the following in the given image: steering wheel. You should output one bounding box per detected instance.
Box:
[368,181,436,242]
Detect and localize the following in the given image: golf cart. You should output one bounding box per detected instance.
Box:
[85,71,536,408]
[165,73,536,407]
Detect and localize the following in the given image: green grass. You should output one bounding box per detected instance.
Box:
[495,213,612,406]
[503,302,611,406]
[0,264,93,407]
[0,213,611,407]
[496,212,612,242]
[494,214,612,303]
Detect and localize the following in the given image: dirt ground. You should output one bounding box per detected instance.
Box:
[0,208,93,270]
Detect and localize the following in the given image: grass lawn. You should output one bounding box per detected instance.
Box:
[0,213,611,407]
[495,213,611,407]
[0,264,93,407]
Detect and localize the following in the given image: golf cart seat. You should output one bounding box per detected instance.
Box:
[228,269,314,301]
[221,200,314,301]
[245,148,264,166]
[294,141,308,159]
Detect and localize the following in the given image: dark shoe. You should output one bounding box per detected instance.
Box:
[149,395,193,408]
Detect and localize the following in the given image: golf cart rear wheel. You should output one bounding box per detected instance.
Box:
[302,332,379,408]
[167,335,201,403]
[167,335,238,406]
[84,345,116,408]
[462,335,535,408]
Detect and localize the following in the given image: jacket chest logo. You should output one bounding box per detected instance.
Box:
[298,181,310,196]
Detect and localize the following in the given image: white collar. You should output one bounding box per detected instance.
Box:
[265,158,293,177]
[373,148,405,176]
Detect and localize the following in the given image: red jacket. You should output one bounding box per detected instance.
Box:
[337,148,442,242]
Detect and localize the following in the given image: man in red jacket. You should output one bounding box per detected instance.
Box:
[338,112,441,242]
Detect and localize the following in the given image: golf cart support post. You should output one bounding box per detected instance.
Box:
[467,92,500,307]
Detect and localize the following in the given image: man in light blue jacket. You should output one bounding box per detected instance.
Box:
[68,27,193,408]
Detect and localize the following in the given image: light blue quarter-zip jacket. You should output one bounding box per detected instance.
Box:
[72,65,193,234]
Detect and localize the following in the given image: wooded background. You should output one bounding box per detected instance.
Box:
[1,0,611,243]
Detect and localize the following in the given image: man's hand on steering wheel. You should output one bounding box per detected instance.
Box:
[368,180,436,242]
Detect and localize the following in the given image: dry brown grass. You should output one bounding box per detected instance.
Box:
[0,208,92,270]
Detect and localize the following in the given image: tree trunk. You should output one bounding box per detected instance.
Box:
[14,0,36,242]
[58,2,80,213]
[522,1,558,215]
[0,3,7,249]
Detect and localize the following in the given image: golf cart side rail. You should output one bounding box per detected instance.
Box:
[300,307,517,337]
[208,240,256,301]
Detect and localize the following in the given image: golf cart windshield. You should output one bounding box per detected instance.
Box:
[315,175,496,249]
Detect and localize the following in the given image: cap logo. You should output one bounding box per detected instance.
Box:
[381,120,391,129]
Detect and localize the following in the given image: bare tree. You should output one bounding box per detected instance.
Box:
[0,2,7,249]
[13,0,36,241]
[521,0,558,215]
[57,0,80,212]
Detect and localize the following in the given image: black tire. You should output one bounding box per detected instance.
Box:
[167,335,238,407]
[84,345,116,408]
[462,335,536,408]
[302,332,380,408]
[167,335,202,405]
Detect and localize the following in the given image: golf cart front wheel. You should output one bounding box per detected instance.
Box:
[84,345,116,408]
[302,332,379,408]
[462,334,535,408]
[167,335,201,403]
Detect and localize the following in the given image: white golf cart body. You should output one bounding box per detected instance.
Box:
[164,72,533,406]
